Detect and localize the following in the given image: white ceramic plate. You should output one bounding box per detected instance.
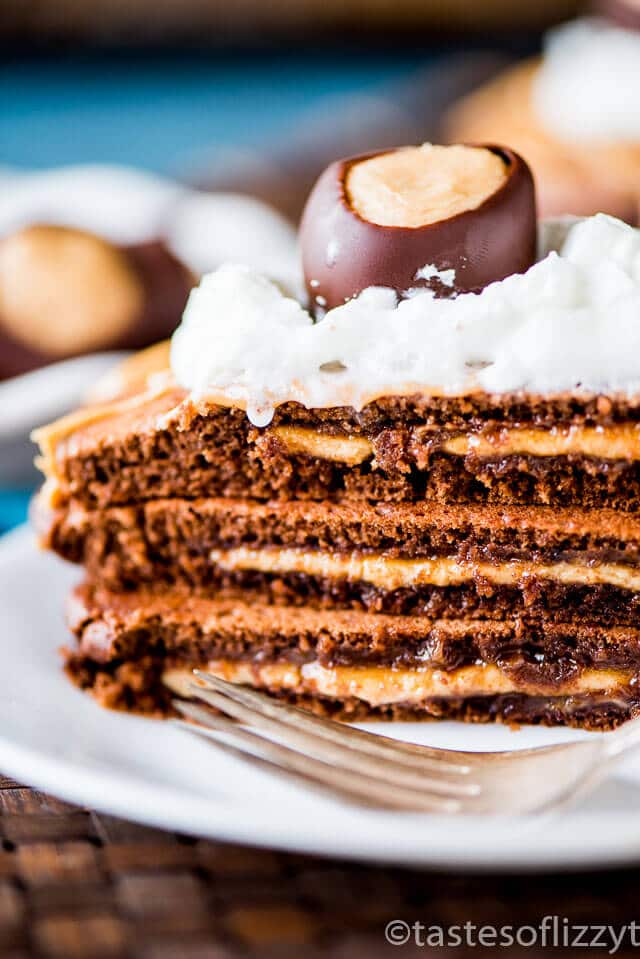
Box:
[0,353,130,442]
[0,354,130,486]
[2,524,640,871]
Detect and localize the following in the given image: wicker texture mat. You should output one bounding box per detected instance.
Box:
[0,775,637,957]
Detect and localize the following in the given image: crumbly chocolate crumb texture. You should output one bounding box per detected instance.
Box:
[67,583,640,685]
[38,495,640,628]
[39,389,640,511]
[39,496,640,563]
[35,380,640,728]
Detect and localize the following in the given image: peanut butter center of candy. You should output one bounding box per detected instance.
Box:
[345,144,507,228]
[0,224,144,356]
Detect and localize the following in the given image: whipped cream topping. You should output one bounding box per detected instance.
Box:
[534,18,640,143]
[414,263,456,288]
[170,214,640,426]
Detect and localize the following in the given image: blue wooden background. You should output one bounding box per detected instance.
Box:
[1,51,428,173]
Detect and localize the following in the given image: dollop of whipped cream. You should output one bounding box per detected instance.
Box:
[171,214,640,426]
[534,17,640,142]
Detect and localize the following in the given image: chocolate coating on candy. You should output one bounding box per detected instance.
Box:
[0,225,194,380]
[122,240,195,351]
[593,0,640,31]
[300,144,537,314]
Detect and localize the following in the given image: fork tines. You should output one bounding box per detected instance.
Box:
[171,671,483,814]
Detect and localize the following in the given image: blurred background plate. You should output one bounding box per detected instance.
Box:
[0,353,129,485]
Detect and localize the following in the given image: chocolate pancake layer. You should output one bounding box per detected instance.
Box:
[64,643,640,733]
[68,583,640,683]
[77,570,640,628]
[36,377,640,730]
[40,497,640,626]
[35,386,640,511]
[39,496,640,564]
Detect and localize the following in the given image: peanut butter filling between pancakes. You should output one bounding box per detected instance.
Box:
[163,662,632,707]
[274,423,640,464]
[209,545,640,592]
[32,396,640,494]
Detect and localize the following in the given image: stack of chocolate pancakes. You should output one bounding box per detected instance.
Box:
[33,144,640,729]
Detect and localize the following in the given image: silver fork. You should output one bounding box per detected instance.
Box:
[172,672,640,815]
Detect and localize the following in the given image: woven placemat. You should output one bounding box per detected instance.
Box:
[0,775,637,958]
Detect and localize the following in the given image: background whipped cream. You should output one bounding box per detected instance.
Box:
[0,165,300,292]
[533,18,640,143]
[0,165,184,245]
[171,214,640,425]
